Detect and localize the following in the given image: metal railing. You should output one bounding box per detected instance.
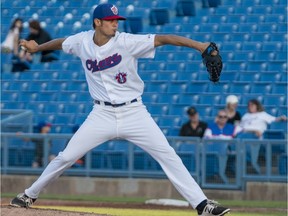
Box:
[1,132,287,189]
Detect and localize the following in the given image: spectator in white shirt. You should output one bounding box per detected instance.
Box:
[237,99,287,174]
[239,99,286,138]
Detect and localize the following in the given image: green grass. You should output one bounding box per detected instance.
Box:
[3,193,287,216]
[35,206,287,216]
[3,193,287,209]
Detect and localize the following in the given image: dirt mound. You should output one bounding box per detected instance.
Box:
[1,205,111,216]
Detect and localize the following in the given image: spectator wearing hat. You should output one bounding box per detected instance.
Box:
[179,107,208,138]
[31,121,54,168]
[225,95,241,125]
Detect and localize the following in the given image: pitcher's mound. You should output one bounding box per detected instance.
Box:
[1,205,109,216]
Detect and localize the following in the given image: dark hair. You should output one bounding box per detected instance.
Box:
[10,18,23,33]
[248,99,264,112]
[29,20,41,31]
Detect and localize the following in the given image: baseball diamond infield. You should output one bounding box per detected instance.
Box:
[1,198,287,216]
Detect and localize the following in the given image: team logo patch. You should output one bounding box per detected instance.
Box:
[115,72,127,84]
[111,5,118,15]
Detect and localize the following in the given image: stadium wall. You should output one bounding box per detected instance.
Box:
[2,175,286,201]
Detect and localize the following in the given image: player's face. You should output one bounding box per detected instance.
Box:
[98,19,119,37]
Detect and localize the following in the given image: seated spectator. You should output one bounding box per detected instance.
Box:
[31,121,55,168]
[225,95,241,125]
[1,18,29,72]
[66,125,85,168]
[179,106,207,138]
[239,99,286,138]
[1,18,23,55]
[237,99,287,173]
[203,109,241,183]
[19,20,58,63]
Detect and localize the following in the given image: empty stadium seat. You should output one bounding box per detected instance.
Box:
[177,143,196,172]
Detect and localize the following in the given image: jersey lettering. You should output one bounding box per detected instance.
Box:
[85,53,122,72]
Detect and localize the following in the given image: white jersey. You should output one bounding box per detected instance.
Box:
[240,111,276,133]
[62,30,155,103]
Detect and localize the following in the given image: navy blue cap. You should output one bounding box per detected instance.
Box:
[38,121,52,129]
[93,3,126,21]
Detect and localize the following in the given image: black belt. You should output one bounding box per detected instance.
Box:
[94,98,138,108]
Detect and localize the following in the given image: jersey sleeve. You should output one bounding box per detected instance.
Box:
[263,112,276,124]
[62,31,87,57]
[123,33,156,58]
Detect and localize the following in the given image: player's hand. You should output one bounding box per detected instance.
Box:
[19,39,39,53]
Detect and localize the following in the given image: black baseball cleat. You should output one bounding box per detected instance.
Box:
[10,193,36,208]
[198,200,230,216]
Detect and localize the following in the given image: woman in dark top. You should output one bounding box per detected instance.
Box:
[225,95,241,125]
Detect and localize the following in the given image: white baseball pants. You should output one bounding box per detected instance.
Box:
[25,100,207,208]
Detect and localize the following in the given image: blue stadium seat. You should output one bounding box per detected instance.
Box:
[250,83,272,94]
[141,93,158,104]
[259,72,281,82]
[18,92,38,102]
[139,71,158,81]
[268,62,286,72]
[187,82,209,93]
[263,130,285,140]
[50,139,67,155]
[26,102,45,113]
[106,141,129,170]
[208,83,230,93]
[241,94,263,105]
[177,143,196,172]
[123,16,143,33]
[262,42,283,51]
[263,95,286,106]
[278,154,287,175]
[157,93,179,104]
[91,143,110,169]
[238,72,260,82]
[168,104,189,116]
[146,81,168,93]
[205,142,229,183]
[158,116,181,128]
[177,72,198,81]
[76,92,92,102]
[37,91,58,102]
[175,0,196,16]
[66,81,88,91]
[157,71,178,81]
[57,91,78,102]
[167,81,188,93]
[147,104,169,115]
[199,94,221,105]
[269,121,288,131]
[149,8,169,25]
[134,146,152,170]
[271,83,287,94]
[178,93,199,105]
[44,103,65,114]
[230,82,251,94]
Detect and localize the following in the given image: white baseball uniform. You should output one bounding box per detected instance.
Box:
[24,30,207,208]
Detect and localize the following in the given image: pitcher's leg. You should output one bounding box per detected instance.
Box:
[120,104,207,208]
[25,106,117,198]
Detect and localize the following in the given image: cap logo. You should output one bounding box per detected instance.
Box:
[111,5,118,15]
